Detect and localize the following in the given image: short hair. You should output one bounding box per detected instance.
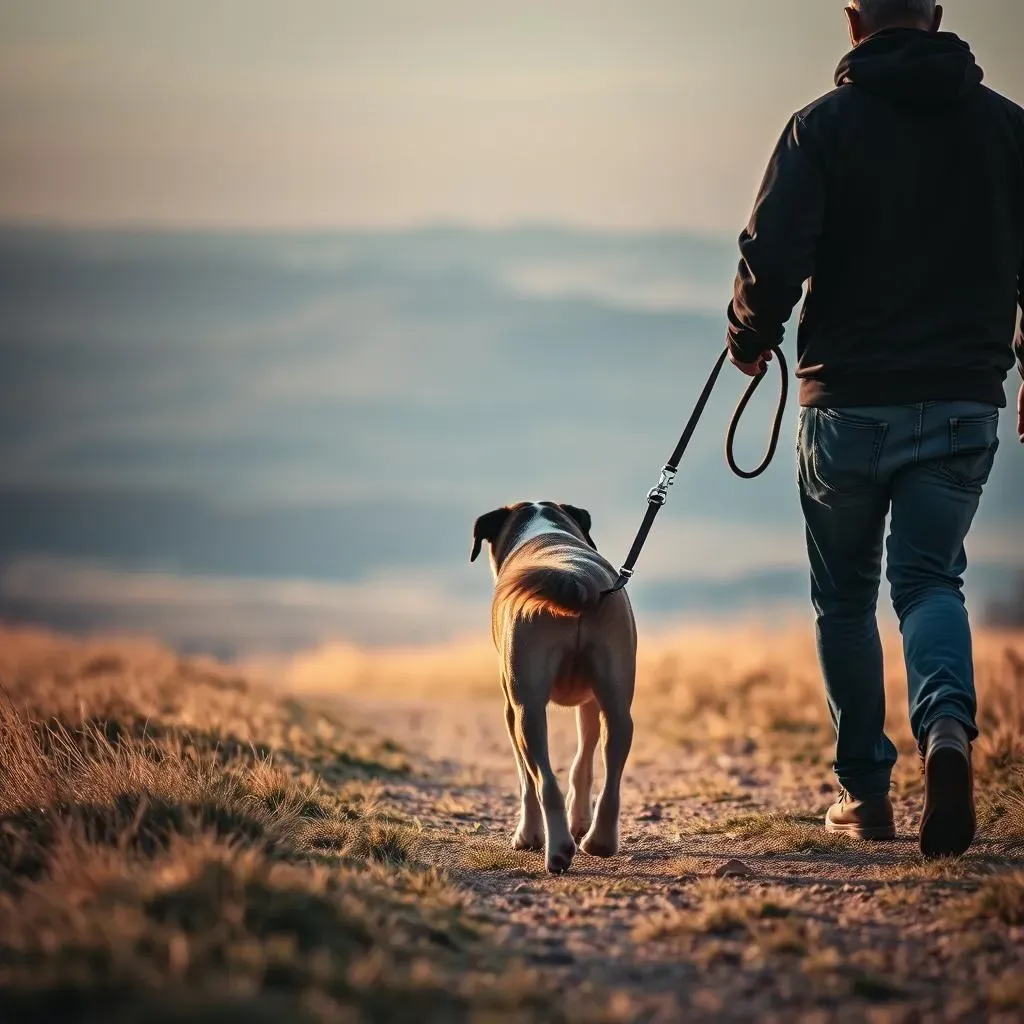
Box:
[851,0,937,27]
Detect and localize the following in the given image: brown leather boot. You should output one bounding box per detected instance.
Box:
[920,717,975,859]
[824,789,896,840]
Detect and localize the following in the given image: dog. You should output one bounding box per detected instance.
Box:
[471,501,636,873]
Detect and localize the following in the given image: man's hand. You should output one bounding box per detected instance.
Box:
[729,348,774,378]
[1018,381,1023,443]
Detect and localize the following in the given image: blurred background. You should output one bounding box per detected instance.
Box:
[1,0,1022,655]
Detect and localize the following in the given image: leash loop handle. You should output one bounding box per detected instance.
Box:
[726,348,789,480]
[605,345,788,595]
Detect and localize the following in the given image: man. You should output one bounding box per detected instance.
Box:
[726,0,1024,858]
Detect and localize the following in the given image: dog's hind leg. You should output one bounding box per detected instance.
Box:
[581,688,634,859]
[512,701,576,873]
[567,700,600,842]
[503,697,543,851]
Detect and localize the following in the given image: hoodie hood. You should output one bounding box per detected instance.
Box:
[835,29,983,108]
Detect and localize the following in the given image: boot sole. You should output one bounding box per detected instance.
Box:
[824,817,896,841]
[920,747,975,859]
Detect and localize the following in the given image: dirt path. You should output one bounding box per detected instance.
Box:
[336,694,1024,1022]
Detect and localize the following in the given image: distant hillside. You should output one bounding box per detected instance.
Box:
[1,227,1020,652]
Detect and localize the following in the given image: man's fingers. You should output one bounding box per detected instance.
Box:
[728,350,771,377]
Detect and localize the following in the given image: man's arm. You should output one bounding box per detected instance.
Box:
[1016,260,1024,379]
[727,113,826,367]
[1016,258,1023,442]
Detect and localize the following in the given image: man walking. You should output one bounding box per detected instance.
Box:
[726,0,1024,857]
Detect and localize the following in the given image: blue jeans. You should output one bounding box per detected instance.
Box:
[798,401,1000,799]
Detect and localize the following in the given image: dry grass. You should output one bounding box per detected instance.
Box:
[276,625,1024,843]
[458,842,537,876]
[3,622,1023,1021]
[690,812,856,857]
[956,871,1024,926]
[272,622,1024,1021]
[863,855,1005,883]
[977,766,1024,847]
[800,947,908,1004]
[632,879,817,979]
[557,876,654,899]
[257,637,500,700]
[633,879,796,941]
[989,969,1024,1011]
[0,627,611,1023]
[631,628,1024,809]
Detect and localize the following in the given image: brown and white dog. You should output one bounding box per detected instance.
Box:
[471,501,636,873]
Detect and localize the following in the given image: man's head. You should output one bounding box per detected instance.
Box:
[846,1,943,46]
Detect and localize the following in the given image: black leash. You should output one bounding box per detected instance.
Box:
[604,345,788,596]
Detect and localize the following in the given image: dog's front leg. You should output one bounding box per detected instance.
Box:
[581,699,634,859]
[567,700,600,841]
[513,701,576,873]
[503,698,543,850]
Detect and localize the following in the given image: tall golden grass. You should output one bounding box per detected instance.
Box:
[0,625,601,1023]
[274,623,1024,830]
[1,621,1021,1021]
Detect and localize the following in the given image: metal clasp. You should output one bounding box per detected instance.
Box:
[646,466,676,506]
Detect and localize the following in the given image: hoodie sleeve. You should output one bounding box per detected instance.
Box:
[727,113,825,364]
[1015,108,1024,381]
[1016,250,1024,379]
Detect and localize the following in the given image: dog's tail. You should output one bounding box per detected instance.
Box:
[494,545,613,622]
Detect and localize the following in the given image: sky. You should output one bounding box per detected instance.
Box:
[2,0,1022,232]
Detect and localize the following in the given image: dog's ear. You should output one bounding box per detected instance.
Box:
[560,504,596,549]
[471,507,510,563]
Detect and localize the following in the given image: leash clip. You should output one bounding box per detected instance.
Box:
[646,466,676,507]
[605,344,787,596]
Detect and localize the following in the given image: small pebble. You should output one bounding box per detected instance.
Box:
[713,858,754,878]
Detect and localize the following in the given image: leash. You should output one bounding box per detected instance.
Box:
[604,345,788,596]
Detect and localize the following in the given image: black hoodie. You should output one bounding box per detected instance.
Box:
[727,29,1024,407]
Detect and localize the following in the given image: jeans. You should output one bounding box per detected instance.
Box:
[798,401,1000,799]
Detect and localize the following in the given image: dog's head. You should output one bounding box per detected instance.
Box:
[470,501,596,571]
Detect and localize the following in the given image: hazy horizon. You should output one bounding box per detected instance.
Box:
[2,224,1021,655]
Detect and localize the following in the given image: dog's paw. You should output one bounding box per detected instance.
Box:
[511,827,544,852]
[545,838,576,875]
[580,828,619,859]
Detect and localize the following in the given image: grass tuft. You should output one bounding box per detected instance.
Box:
[957,872,1024,926]
[977,766,1024,847]
[458,842,536,876]
[633,880,796,942]
[691,812,854,856]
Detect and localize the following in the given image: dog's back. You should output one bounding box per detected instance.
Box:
[493,534,615,625]
[473,502,626,643]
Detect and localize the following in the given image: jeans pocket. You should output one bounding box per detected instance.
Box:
[802,408,888,500]
[940,411,1000,490]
